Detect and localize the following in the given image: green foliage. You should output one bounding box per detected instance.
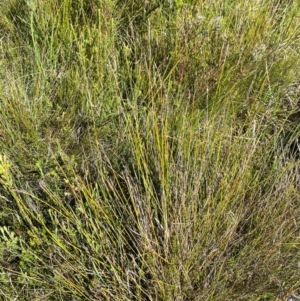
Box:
[0,0,300,300]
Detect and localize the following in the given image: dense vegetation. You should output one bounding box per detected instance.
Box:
[0,0,300,300]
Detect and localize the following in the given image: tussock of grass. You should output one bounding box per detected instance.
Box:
[0,0,300,300]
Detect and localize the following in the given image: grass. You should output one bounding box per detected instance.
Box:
[0,0,300,300]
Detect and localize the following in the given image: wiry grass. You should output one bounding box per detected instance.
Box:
[0,0,300,300]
